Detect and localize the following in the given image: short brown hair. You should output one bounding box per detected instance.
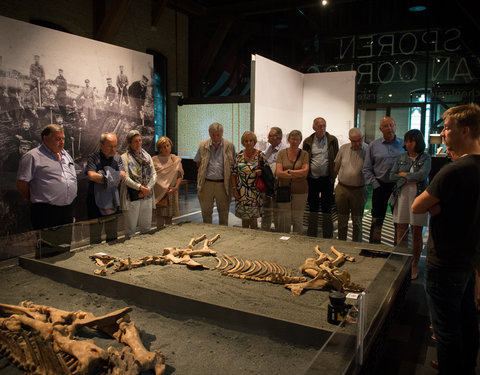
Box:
[156,136,173,150]
[442,103,480,139]
[287,130,303,142]
[241,131,257,145]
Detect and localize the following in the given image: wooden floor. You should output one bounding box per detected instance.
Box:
[174,182,479,375]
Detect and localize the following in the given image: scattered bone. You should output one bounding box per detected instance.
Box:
[0,301,165,375]
[114,318,166,374]
[188,234,207,249]
[286,245,363,296]
[94,268,107,276]
[90,234,220,275]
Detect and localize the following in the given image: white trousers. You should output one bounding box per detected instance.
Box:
[124,197,153,237]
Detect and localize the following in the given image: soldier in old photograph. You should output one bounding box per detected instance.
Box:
[54,68,68,117]
[29,55,45,105]
[128,75,148,121]
[116,65,129,106]
[76,79,97,121]
[104,77,116,110]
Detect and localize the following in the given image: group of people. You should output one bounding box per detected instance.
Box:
[13,102,480,374]
[16,124,184,246]
[196,107,480,375]
[196,117,428,250]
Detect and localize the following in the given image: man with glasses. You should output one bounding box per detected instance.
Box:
[363,116,404,243]
[334,128,367,241]
[412,103,480,374]
[261,127,286,231]
[303,117,339,238]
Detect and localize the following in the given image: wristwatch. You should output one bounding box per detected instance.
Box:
[287,169,291,174]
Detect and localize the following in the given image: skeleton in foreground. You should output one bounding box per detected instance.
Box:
[0,301,165,375]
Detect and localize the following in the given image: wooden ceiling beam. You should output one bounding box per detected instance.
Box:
[94,0,135,42]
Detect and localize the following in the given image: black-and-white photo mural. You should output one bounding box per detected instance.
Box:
[0,15,154,236]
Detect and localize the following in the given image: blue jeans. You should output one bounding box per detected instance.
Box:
[425,267,479,375]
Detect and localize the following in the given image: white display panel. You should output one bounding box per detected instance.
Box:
[177,103,251,159]
[252,54,356,148]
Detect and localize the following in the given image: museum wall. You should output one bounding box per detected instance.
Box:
[0,0,189,100]
[0,1,189,237]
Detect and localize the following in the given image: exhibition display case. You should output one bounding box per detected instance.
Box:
[15,220,412,374]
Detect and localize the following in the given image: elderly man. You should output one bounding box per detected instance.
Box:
[363,116,404,243]
[334,128,367,241]
[16,124,77,253]
[86,133,125,244]
[303,117,339,238]
[412,103,480,375]
[194,122,235,225]
[261,126,286,231]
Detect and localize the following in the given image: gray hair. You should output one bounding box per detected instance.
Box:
[41,124,63,138]
[287,129,303,142]
[270,126,283,138]
[100,132,116,144]
[209,122,223,133]
[126,129,141,143]
[348,128,362,138]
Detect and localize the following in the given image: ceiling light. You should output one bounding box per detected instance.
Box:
[409,5,426,11]
[322,0,328,6]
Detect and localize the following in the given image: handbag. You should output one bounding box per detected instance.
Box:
[255,175,267,193]
[127,187,141,201]
[259,159,275,197]
[275,185,291,202]
[254,151,272,194]
[275,149,301,203]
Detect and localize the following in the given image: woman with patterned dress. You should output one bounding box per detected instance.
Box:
[231,131,266,229]
[152,136,184,229]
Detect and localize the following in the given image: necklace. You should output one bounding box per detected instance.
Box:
[244,149,256,161]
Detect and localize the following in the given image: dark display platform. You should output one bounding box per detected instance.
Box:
[19,222,411,373]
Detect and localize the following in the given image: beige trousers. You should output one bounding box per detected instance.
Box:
[198,180,231,226]
[276,193,308,235]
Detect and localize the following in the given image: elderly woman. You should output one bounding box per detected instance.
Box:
[276,130,309,234]
[231,131,266,229]
[120,130,157,238]
[390,129,431,279]
[152,136,184,229]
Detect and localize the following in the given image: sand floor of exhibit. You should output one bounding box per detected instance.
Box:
[16,222,411,374]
